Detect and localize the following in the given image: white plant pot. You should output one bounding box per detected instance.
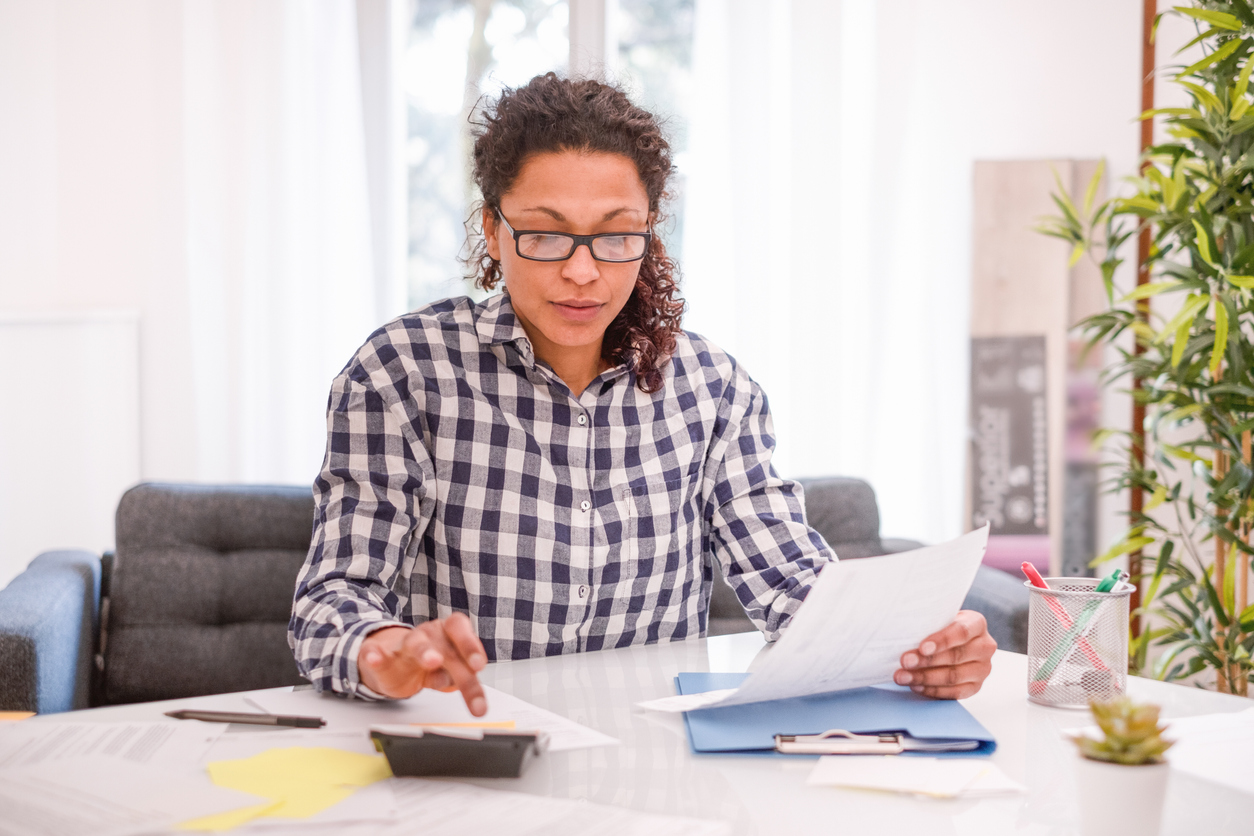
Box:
[1074,755,1170,836]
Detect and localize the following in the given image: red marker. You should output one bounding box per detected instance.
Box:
[1022,562,1049,589]
[1021,562,1108,672]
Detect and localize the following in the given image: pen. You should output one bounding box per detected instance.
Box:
[165,709,326,728]
[1021,563,1108,672]
[1032,569,1128,685]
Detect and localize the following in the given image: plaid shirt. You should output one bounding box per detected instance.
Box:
[289,291,834,698]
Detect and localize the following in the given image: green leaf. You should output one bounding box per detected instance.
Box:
[1069,241,1086,267]
[1119,281,1179,302]
[1177,38,1245,79]
[1226,274,1254,288]
[1145,483,1170,510]
[1224,549,1237,615]
[1173,6,1244,31]
[1237,54,1254,98]
[1233,0,1254,26]
[1232,98,1252,120]
[1162,403,1203,425]
[1093,536,1156,566]
[1160,443,1210,466]
[1155,292,1209,343]
[1210,297,1229,378]
[1193,218,1216,265]
[1171,317,1192,367]
[1082,160,1105,216]
[1140,107,1202,119]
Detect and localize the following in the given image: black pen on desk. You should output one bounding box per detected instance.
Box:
[165,709,326,728]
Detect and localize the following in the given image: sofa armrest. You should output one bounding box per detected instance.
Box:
[0,550,101,713]
[961,565,1029,654]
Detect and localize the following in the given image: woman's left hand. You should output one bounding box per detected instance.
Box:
[892,610,997,699]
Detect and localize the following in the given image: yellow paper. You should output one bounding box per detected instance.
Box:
[179,747,392,832]
[0,711,35,721]
[178,802,283,832]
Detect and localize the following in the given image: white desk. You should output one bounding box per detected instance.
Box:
[33,635,1254,835]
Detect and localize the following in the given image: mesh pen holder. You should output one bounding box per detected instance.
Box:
[1025,578,1133,708]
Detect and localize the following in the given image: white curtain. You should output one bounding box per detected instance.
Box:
[681,0,1144,545]
[180,0,383,485]
[683,0,967,545]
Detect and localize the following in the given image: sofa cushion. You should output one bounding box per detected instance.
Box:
[103,483,314,705]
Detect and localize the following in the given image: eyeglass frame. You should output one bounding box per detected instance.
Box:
[494,209,652,263]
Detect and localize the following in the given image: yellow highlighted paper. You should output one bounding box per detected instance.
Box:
[179,747,392,832]
[0,711,35,721]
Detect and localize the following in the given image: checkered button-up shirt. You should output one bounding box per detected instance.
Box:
[289,291,834,698]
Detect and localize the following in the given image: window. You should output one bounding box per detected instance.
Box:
[404,0,694,311]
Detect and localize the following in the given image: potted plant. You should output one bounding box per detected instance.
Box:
[1070,698,1174,836]
[1040,0,1254,694]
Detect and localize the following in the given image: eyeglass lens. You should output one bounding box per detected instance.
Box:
[518,233,647,262]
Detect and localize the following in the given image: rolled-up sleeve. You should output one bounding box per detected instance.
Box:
[288,365,433,699]
[702,367,835,641]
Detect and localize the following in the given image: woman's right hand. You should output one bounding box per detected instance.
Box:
[357,614,489,715]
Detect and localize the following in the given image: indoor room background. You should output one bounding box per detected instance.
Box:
[0,0,1184,588]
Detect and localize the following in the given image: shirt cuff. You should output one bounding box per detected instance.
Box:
[331,618,411,701]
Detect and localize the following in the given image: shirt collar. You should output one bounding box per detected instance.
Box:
[475,290,535,365]
[474,289,636,387]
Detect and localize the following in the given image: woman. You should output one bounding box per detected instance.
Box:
[289,74,994,716]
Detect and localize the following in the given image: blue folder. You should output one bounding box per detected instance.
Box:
[675,672,996,758]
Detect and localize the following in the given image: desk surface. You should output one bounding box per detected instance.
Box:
[36,635,1254,835]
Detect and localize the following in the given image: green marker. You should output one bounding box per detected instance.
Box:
[1032,569,1128,685]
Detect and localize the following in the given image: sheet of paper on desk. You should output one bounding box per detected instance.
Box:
[639,525,989,712]
[807,755,1025,799]
[212,777,731,836]
[245,684,617,752]
[0,755,263,836]
[0,720,224,769]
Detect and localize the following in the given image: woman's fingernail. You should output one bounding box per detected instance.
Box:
[471,697,487,715]
[910,685,924,693]
[921,641,936,656]
[469,653,486,670]
[895,671,912,685]
[365,651,380,664]
[902,653,919,670]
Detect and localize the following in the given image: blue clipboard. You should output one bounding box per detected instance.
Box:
[676,672,996,757]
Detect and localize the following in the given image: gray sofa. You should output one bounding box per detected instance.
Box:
[0,478,1028,713]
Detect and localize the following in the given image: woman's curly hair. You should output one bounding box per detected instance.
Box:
[466,73,685,394]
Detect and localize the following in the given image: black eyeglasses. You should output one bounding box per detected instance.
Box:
[496,210,651,263]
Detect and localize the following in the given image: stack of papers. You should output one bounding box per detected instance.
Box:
[807,756,1026,799]
[639,526,989,713]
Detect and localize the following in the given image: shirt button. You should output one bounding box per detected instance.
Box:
[577,414,587,426]
[580,500,591,512]
[578,585,588,599]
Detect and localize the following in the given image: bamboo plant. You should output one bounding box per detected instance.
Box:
[1041,0,1254,694]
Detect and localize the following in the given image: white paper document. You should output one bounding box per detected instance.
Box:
[639,525,990,712]
[243,683,618,752]
[0,755,261,836]
[807,755,1025,798]
[0,720,224,770]
[215,777,731,836]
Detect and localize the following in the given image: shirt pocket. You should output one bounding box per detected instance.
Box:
[617,476,698,566]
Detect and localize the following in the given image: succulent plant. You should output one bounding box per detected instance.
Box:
[1070,697,1175,765]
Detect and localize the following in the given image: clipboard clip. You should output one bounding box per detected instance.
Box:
[773,729,980,755]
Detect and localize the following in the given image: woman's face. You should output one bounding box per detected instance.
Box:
[485,150,650,364]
